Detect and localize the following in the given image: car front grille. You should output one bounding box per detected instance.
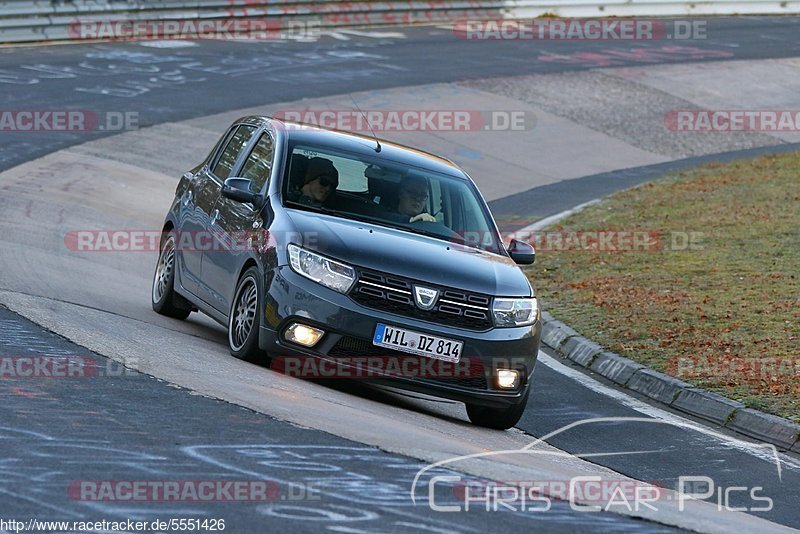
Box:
[349,268,493,331]
[328,336,489,390]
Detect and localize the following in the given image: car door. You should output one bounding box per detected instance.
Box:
[176,135,232,296]
[174,168,207,296]
[186,123,257,305]
[202,129,276,315]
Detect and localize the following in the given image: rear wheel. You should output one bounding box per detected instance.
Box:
[152,232,192,320]
[228,267,267,363]
[466,388,530,430]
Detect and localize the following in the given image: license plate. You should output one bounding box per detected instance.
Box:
[373,323,462,362]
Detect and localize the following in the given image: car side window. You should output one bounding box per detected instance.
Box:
[239,133,275,191]
[212,125,256,180]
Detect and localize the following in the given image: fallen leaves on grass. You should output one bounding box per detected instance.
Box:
[532,151,800,419]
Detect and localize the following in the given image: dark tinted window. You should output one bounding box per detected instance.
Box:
[212,125,255,180]
[240,133,274,191]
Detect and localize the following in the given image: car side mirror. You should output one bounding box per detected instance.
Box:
[507,238,535,265]
[221,177,260,205]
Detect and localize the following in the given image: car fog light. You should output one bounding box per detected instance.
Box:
[497,369,520,389]
[284,323,324,347]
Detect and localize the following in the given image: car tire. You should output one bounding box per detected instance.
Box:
[466,388,530,430]
[152,232,192,320]
[228,266,267,363]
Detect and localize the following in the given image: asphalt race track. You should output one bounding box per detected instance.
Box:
[1,16,799,533]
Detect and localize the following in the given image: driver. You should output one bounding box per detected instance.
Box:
[395,175,436,223]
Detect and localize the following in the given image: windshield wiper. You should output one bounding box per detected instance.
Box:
[393,224,447,241]
[285,201,336,215]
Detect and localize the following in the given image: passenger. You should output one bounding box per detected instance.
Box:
[291,157,339,207]
[395,175,436,223]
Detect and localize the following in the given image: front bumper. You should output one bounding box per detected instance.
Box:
[259,266,541,409]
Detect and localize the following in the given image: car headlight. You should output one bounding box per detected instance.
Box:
[492,297,538,327]
[288,244,356,294]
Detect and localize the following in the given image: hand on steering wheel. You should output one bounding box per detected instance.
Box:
[409,213,436,223]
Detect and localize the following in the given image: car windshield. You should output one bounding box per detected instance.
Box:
[282,143,502,254]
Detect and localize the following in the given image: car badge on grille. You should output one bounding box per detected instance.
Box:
[413,285,439,310]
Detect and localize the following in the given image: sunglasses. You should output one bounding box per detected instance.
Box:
[314,175,338,188]
[402,189,428,201]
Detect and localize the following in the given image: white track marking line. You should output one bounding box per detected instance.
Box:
[537,351,800,471]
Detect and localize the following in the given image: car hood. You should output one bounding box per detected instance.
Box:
[285,209,532,297]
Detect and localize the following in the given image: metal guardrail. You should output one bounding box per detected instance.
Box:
[510,0,800,17]
[1,0,799,44]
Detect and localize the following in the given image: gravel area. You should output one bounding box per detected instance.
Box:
[461,71,785,159]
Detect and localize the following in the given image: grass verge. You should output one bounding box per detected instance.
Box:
[525,152,800,421]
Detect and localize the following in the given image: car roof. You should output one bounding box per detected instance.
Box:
[236,115,470,179]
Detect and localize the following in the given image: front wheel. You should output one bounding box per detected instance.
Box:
[152,232,192,320]
[228,267,267,363]
[466,388,530,430]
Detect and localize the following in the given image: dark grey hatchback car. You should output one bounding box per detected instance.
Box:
[152,116,541,429]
